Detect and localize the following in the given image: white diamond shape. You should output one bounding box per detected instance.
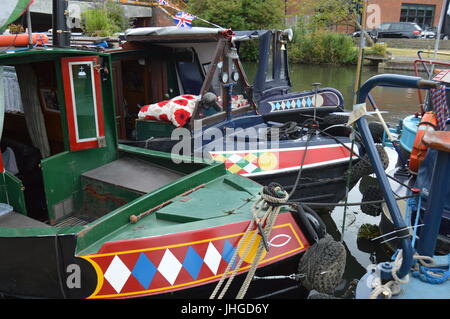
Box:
[158,249,182,285]
[227,154,243,164]
[104,255,132,293]
[204,242,222,275]
[243,163,258,173]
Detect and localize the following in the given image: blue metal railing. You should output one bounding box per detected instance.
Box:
[355,74,440,279]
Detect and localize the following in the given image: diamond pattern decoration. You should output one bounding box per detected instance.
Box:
[203,242,222,275]
[132,253,157,289]
[158,249,183,285]
[182,246,204,280]
[268,94,326,112]
[210,152,263,175]
[222,240,237,269]
[104,255,132,293]
[83,215,307,299]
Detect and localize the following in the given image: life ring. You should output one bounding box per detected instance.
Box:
[409,112,438,173]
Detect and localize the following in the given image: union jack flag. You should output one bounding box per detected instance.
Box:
[173,11,196,28]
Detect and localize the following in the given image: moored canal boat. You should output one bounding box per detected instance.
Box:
[109,26,376,205]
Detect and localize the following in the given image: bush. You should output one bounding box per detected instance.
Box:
[365,43,388,57]
[81,0,130,37]
[289,30,358,65]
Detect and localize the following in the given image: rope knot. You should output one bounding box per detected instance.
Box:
[260,183,289,207]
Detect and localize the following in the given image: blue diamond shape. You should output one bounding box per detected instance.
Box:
[296,99,302,108]
[275,102,281,110]
[132,253,157,289]
[285,100,291,109]
[222,240,237,269]
[183,247,204,280]
[306,97,312,107]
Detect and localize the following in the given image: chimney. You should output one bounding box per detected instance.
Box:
[52,0,70,47]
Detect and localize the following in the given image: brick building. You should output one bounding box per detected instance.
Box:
[288,0,446,32]
[366,0,444,29]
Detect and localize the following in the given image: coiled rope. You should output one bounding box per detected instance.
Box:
[209,183,289,299]
[369,250,440,299]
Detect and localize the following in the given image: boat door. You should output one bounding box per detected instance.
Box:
[61,56,106,151]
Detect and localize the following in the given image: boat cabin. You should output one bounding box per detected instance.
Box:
[0,47,213,227]
[107,27,345,147]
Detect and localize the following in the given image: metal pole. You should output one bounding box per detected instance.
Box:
[355,74,439,278]
[434,0,449,58]
[26,8,32,49]
[353,0,368,106]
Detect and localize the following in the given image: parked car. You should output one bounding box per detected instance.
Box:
[352,29,378,41]
[374,22,423,39]
[421,27,436,39]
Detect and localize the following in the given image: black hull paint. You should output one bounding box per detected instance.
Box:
[0,233,307,299]
[252,161,350,205]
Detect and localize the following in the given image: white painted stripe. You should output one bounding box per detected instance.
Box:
[241,156,359,177]
[68,61,100,143]
[210,143,357,156]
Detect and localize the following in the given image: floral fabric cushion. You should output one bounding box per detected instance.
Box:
[138,95,200,127]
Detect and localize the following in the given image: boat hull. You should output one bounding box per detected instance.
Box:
[0,212,311,299]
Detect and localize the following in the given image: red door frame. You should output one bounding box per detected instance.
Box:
[61,56,105,151]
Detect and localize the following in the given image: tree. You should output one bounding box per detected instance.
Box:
[81,0,130,37]
[186,0,285,30]
[295,0,374,45]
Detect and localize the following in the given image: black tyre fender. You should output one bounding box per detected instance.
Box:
[297,235,347,294]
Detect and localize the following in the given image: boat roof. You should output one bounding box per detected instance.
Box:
[124,27,274,44]
[125,26,228,43]
[0,47,105,63]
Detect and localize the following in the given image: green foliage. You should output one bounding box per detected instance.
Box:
[187,0,285,62]
[365,43,388,57]
[297,0,360,30]
[289,28,358,65]
[81,0,130,37]
[357,223,381,240]
[187,0,285,31]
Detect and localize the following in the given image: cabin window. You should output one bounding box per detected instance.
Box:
[176,60,204,95]
[3,66,24,114]
[61,56,105,151]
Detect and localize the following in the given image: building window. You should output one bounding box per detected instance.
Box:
[400,4,435,28]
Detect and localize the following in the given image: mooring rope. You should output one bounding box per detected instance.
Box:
[209,184,289,299]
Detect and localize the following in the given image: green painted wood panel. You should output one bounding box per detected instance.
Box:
[0,172,27,215]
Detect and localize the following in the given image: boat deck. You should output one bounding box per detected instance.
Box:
[82,156,185,194]
[0,211,50,228]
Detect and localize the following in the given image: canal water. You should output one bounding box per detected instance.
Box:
[244,62,422,297]
[291,64,421,297]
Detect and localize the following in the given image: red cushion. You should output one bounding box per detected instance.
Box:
[138,95,199,127]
